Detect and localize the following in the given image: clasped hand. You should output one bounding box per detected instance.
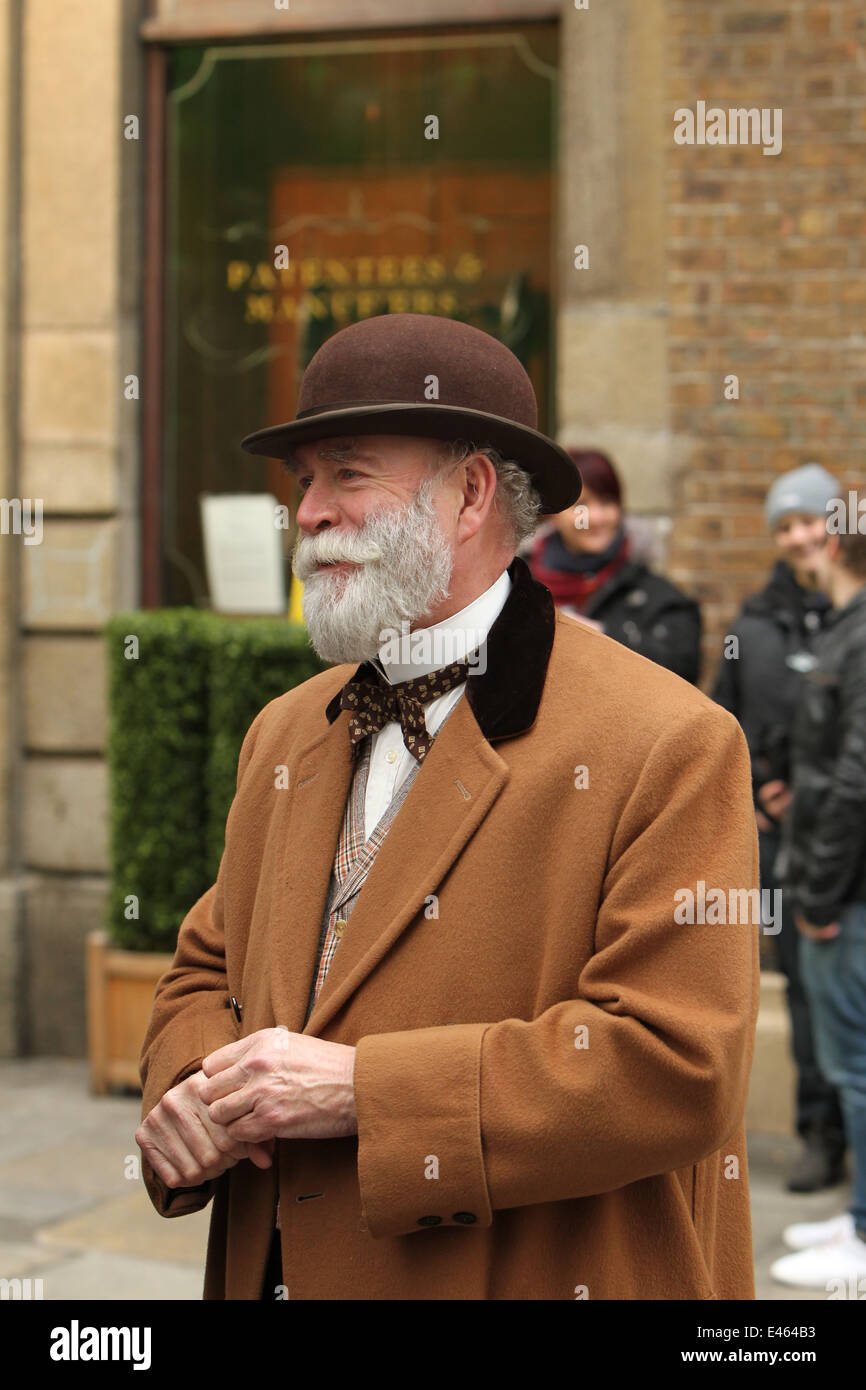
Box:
[136,1028,357,1190]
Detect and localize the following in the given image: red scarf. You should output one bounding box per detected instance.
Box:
[529,530,631,614]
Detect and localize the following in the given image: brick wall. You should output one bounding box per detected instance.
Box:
[664,0,866,684]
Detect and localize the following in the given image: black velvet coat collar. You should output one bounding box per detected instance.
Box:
[324,554,556,746]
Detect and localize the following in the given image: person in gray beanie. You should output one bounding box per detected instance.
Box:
[713,463,847,1193]
[765,463,843,532]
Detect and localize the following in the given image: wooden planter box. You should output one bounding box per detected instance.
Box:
[86,930,174,1095]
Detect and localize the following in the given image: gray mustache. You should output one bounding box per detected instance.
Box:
[293,534,383,579]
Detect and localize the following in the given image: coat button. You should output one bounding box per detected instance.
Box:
[417,1215,441,1227]
[230,996,243,1022]
[453,1212,477,1224]
[333,919,348,939]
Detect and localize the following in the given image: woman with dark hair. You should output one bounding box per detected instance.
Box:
[526,449,702,683]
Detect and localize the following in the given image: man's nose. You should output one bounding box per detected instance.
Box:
[295,479,342,532]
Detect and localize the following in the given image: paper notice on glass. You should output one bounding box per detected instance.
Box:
[200,493,287,615]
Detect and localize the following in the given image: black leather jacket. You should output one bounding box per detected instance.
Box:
[712,561,831,806]
[578,561,701,684]
[783,584,866,925]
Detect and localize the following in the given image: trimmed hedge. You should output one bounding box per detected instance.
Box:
[105,610,326,952]
[204,618,325,875]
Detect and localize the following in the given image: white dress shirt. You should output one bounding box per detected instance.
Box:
[362,568,512,841]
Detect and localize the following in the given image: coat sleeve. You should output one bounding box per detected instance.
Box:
[138,705,268,1218]
[352,702,760,1238]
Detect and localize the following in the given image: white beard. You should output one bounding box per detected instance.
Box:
[291,476,455,664]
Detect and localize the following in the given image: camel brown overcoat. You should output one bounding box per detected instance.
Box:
[140,556,760,1300]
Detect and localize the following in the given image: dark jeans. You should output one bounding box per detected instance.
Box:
[761,829,846,1148]
[800,901,866,1234]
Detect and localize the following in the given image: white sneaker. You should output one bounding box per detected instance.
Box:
[783,1211,855,1250]
[771,1234,866,1289]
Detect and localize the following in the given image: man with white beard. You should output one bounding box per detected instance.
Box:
[137,313,760,1301]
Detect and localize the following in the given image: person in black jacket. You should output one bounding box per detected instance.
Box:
[771,520,866,1289]
[712,463,845,1193]
[525,449,701,683]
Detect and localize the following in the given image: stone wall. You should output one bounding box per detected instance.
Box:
[0,0,22,1055]
[558,0,681,531]
[664,0,866,678]
[4,0,143,1054]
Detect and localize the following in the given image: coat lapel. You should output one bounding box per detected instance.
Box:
[267,714,356,1032]
[302,692,508,1036]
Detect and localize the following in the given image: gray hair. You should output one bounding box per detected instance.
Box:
[431,439,543,550]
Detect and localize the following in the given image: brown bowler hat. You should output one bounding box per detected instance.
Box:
[240,313,581,513]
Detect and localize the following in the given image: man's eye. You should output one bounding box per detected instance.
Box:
[297,470,359,490]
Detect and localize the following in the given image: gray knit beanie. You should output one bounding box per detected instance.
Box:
[765,464,840,529]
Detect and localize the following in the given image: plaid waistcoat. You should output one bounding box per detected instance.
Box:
[303,693,463,1025]
[301,737,422,1028]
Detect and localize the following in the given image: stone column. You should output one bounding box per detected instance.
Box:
[557,0,680,537]
[0,0,26,1056]
[11,0,142,1055]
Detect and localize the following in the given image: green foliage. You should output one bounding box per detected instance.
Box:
[205,619,325,877]
[104,610,326,952]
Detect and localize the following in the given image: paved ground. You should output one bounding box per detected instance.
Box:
[0,1058,850,1300]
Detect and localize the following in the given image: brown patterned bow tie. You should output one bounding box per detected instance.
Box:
[339,659,474,763]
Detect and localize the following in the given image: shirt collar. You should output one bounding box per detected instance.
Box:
[369,567,512,685]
